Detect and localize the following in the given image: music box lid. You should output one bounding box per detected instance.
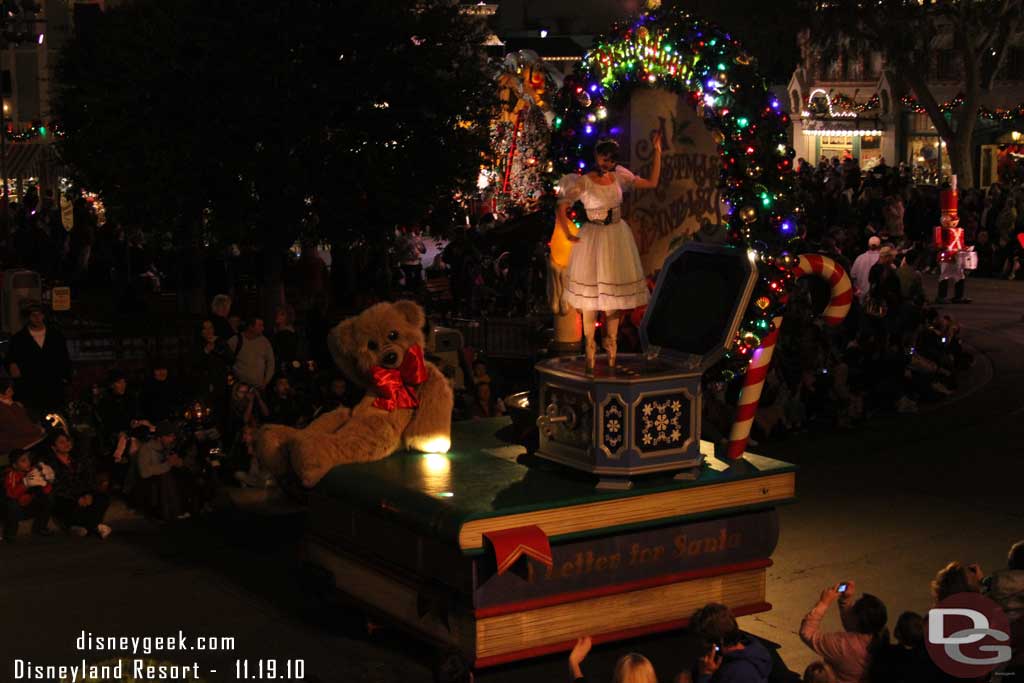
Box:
[639,241,758,371]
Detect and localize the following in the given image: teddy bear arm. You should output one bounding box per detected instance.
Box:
[255,424,301,476]
[305,405,352,434]
[290,411,411,488]
[403,367,454,454]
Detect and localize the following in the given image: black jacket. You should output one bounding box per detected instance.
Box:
[45,452,98,501]
[4,324,72,416]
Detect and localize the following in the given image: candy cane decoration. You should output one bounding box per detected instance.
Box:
[726,254,852,459]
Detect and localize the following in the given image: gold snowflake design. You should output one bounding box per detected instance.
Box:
[639,398,685,448]
[603,399,627,455]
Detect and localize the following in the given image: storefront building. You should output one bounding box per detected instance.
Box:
[788,31,1024,187]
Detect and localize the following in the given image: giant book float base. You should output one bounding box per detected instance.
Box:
[305,417,796,668]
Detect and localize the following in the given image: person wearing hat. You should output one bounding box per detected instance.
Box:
[136,420,197,520]
[850,237,882,304]
[97,369,136,449]
[3,301,72,420]
[137,357,183,424]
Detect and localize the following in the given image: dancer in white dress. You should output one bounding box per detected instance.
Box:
[557,134,662,371]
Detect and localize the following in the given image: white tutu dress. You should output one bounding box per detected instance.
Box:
[558,167,650,311]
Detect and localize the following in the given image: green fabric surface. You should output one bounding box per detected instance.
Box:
[313,417,796,548]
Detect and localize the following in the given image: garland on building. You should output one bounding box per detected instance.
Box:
[3,121,63,142]
[549,9,801,379]
[827,93,880,113]
[901,93,1024,122]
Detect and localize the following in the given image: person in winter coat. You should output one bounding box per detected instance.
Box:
[44,432,111,539]
[3,302,71,419]
[692,603,773,683]
[97,369,139,451]
[984,541,1024,674]
[883,195,905,239]
[3,449,53,541]
[137,359,182,424]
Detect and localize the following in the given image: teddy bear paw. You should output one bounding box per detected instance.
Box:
[407,434,451,454]
[256,424,297,476]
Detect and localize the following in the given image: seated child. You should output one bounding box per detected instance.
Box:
[3,449,54,542]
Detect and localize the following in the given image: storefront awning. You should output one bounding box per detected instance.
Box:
[800,119,884,137]
[0,142,44,181]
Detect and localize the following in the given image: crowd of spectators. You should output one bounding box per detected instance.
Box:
[0,183,545,325]
[564,540,1023,682]
[0,292,369,539]
[695,158,983,445]
[0,156,995,539]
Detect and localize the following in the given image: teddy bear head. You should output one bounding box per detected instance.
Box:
[328,300,427,387]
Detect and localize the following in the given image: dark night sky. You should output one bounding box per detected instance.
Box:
[494,0,802,83]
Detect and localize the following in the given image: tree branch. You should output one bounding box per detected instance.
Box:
[891,59,955,141]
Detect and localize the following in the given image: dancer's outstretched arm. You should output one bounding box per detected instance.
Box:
[632,130,663,190]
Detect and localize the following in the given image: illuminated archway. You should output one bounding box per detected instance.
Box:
[550,9,801,374]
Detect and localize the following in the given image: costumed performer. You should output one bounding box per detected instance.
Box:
[935,175,971,304]
[557,133,662,372]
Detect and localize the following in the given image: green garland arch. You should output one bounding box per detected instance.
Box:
[550,9,804,377]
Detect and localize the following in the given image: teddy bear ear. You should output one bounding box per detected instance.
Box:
[328,318,366,386]
[392,299,426,330]
[329,319,356,362]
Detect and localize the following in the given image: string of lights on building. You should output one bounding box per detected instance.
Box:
[2,122,62,142]
[901,93,1024,121]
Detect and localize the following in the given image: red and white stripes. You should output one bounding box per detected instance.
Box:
[794,254,853,326]
[725,254,852,460]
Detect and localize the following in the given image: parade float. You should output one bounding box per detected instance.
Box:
[300,8,854,679]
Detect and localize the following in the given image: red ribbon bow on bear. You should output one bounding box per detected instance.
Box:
[371,344,428,411]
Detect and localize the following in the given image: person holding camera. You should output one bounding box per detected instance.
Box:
[799,582,888,683]
[136,420,198,520]
[690,603,773,683]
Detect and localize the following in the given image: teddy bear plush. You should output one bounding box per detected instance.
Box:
[257,300,453,488]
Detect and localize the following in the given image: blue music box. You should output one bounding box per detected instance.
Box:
[535,242,758,489]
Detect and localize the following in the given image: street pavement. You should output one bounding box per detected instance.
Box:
[737,274,1024,675]
[1,275,1022,683]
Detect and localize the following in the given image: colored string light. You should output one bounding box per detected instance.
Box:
[548,8,803,379]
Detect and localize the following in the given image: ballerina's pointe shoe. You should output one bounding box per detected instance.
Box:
[603,337,618,368]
